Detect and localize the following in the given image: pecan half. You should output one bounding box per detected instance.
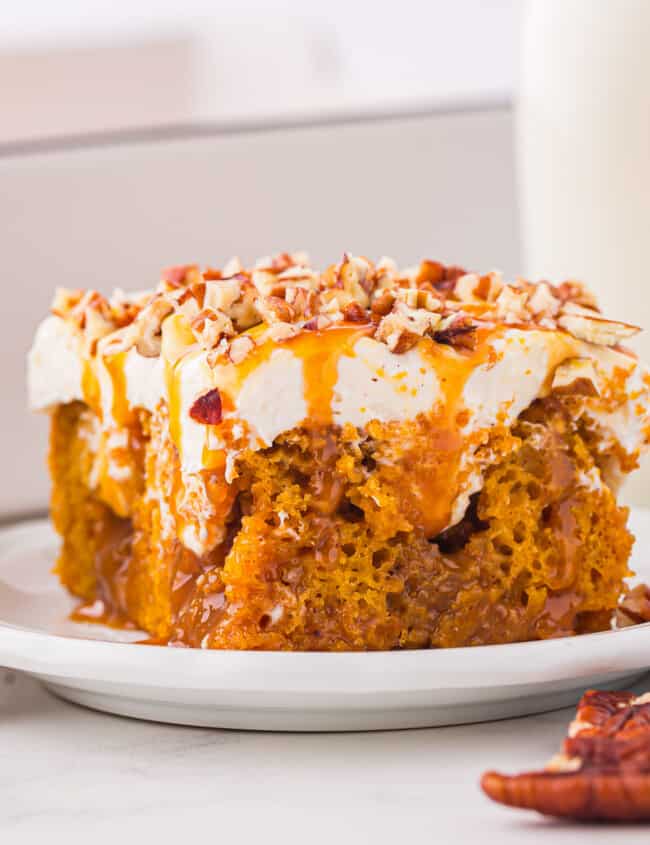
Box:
[189,389,223,425]
[482,689,650,821]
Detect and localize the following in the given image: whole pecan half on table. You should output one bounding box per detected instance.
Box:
[481,690,650,821]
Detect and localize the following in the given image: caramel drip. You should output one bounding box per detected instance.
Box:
[405,330,495,537]
[290,323,373,426]
[81,356,101,418]
[70,597,136,630]
[103,351,130,425]
[198,324,370,460]
[162,313,198,460]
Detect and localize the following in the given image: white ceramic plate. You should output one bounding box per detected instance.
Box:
[1,513,649,731]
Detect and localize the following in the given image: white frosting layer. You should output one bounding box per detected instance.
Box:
[333,338,441,427]
[236,348,306,450]
[28,315,650,552]
[124,348,165,413]
[28,315,83,409]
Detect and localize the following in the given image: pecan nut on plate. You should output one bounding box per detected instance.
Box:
[616,584,650,630]
[481,689,650,821]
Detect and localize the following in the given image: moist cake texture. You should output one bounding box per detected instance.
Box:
[28,253,650,649]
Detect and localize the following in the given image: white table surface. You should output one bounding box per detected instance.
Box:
[2,668,649,843]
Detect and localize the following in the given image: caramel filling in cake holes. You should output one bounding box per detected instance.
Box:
[51,390,631,650]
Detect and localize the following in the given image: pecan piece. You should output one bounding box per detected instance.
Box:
[433,317,477,350]
[482,689,650,821]
[616,584,650,629]
[161,264,199,287]
[342,302,368,323]
[415,259,445,287]
[303,314,332,332]
[370,290,396,316]
[227,334,255,364]
[552,358,600,397]
[189,389,222,425]
[255,295,295,324]
[558,305,641,346]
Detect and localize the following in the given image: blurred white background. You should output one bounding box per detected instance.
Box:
[2,0,520,144]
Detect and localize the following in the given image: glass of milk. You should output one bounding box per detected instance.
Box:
[517,0,650,504]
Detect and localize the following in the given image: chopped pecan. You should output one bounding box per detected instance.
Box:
[202,279,242,313]
[375,302,440,353]
[343,302,369,323]
[135,296,174,357]
[51,287,85,319]
[255,295,295,324]
[552,358,600,397]
[558,304,641,346]
[161,264,199,287]
[433,316,477,350]
[191,309,234,350]
[616,584,650,629]
[222,256,244,278]
[394,287,442,312]
[475,271,503,303]
[557,279,600,311]
[229,282,261,331]
[263,321,301,342]
[453,273,481,302]
[303,314,332,332]
[254,251,301,274]
[370,290,396,316]
[482,689,650,821]
[528,281,561,318]
[415,259,445,287]
[285,286,317,319]
[429,263,468,294]
[227,334,255,364]
[268,252,293,273]
[189,389,222,425]
[108,290,144,328]
[495,284,530,323]
[338,255,373,307]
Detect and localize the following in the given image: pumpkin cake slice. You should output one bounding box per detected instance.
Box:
[28,253,650,649]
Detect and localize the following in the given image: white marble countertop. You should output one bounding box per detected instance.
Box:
[2,667,649,844]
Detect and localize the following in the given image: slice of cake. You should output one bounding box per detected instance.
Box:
[28,253,650,650]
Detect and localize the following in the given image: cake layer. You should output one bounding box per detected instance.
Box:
[47,397,634,649]
[29,254,650,555]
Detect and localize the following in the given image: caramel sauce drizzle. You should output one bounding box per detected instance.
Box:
[81,356,101,418]
[162,313,199,459]
[288,323,373,425]
[103,350,130,425]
